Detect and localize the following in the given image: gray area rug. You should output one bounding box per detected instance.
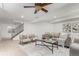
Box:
[19,43,70,56]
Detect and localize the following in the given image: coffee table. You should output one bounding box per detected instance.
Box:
[35,39,58,54]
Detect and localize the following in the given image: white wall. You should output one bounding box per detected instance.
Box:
[53,18,79,32]
[21,22,54,38]
[0,22,54,40]
[0,23,12,39]
[0,25,1,39]
[53,23,63,33]
[52,18,79,42]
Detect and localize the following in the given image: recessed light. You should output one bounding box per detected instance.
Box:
[21,15,24,18]
[54,16,57,18]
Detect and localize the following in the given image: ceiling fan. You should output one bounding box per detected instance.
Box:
[24,3,52,14]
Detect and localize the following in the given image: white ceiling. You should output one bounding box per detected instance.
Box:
[0,3,79,24]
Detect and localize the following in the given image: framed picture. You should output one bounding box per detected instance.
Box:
[72,23,79,33]
[63,23,71,33]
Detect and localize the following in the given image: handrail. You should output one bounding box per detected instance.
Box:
[11,29,24,39]
[10,23,24,39]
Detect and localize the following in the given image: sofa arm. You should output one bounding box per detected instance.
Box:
[70,43,79,56]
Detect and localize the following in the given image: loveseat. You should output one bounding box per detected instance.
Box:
[19,34,37,44]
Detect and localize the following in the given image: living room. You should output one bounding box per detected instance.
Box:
[0,3,79,56]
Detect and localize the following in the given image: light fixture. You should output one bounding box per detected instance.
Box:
[21,15,24,18]
[54,16,57,18]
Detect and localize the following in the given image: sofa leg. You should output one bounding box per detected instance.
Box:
[52,44,53,54]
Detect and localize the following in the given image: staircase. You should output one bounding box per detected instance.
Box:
[11,29,24,39]
[8,22,24,39]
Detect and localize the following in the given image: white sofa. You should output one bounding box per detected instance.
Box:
[19,34,37,44]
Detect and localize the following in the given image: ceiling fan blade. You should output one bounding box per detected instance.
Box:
[41,3,52,6]
[41,8,48,13]
[35,3,52,7]
[34,10,38,14]
[35,3,42,6]
[24,6,35,8]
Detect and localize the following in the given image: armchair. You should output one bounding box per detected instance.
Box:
[19,34,37,44]
[57,33,71,48]
[70,38,79,56]
[35,32,59,53]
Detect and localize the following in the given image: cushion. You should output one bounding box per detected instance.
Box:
[74,38,79,43]
[54,33,60,38]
